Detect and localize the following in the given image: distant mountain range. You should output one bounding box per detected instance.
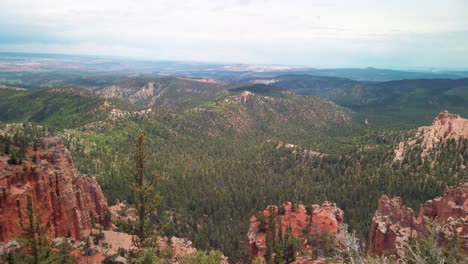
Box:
[2,70,468,131]
[1,52,468,83]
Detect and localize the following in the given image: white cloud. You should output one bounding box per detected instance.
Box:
[0,0,467,67]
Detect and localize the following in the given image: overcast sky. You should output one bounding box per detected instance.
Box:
[0,0,467,68]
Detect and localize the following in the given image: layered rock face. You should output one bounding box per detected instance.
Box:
[419,183,468,251]
[369,183,468,259]
[0,138,109,242]
[368,196,420,260]
[395,111,468,161]
[419,111,468,144]
[248,202,344,260]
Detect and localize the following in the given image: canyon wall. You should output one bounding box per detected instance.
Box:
[0,138,109,242]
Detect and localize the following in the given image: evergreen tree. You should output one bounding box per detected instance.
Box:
[264,207,277,264]
[44,241,77,264]
[283,225,299,263]
[3,137,10,154]
[444,230,467,263]
[129,132,161,248]
[274,217,284,264]
[18,196,50,264]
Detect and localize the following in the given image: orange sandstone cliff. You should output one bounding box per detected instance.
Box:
[247,202,344,262]
[0,138,110,242]
[368,183,468,260]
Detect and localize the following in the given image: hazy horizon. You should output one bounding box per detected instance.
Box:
[1,0,467,69]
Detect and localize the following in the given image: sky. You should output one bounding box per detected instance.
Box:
[0,0,467,69]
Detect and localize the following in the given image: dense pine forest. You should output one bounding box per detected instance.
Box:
[1,73,467,262]
[64,120,466,261]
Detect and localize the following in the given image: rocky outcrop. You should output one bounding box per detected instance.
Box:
[159,236,197,262]
[419,111,468,143]
[97,77,225,108]
[248,202,344,261]
[0,138,110,242]
[418,183,468,251]
[275,142,325,159]
[369,183,468,260]
[395,111,468,161]
[417,111,468,156]
[368,196,420,260]
[79,228,227,264]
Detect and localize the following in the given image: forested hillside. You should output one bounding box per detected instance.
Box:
[0,88,110,128]
[0,76,466,262]
[66,121,466,261]
[270,75,468,128]
[96,77,227,109]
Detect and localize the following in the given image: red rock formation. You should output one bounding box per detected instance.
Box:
[0,138,110,242]
[418,111,468,155]
[369,183,468,259]
[395,111,468,161]
[368,196,420,260]
[421,111,468,139]
[247,202,344,261]
[418,183,468,251]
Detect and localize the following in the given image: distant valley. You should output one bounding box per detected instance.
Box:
[0,53,466,263]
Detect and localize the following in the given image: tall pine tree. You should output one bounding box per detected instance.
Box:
[129,132,161,248]
[18,196,50,264]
